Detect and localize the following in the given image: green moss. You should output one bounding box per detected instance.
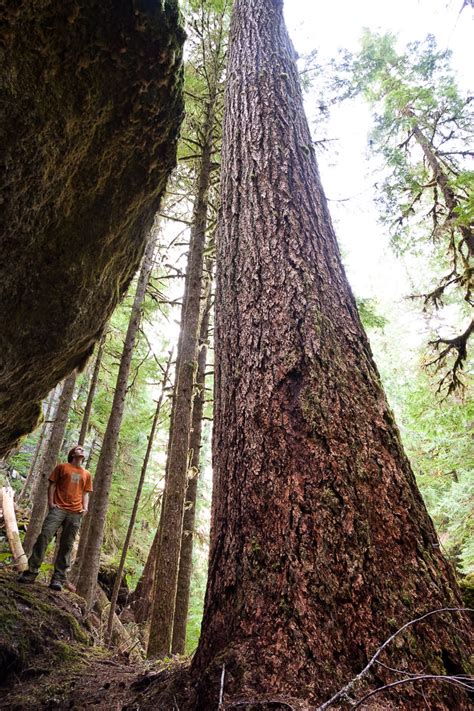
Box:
[0,570,92,691]
[459,573,474,609]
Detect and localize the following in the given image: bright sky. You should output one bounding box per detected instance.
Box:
[283,0,473,314]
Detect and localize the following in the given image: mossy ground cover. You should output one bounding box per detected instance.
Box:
[0,569,93,707]
[0,570,185,709]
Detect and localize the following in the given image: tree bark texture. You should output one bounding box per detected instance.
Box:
[23,372,77,556]
[106,350,173,641]
[190,2,471,709]
[172,275,212,655]
[148,86,217,658]
[78,335,105,448]
[131,525,160,624]
[70,506,92,586]
[76,232,157,607]
[2,486,28,571]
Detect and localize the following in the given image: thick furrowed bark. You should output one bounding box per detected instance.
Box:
[190,1,471,709]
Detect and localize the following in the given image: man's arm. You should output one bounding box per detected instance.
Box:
[81,492,89,514]
[48,481,57,508]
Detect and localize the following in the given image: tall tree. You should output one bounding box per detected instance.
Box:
[76,231,158,606]
[22,372,77,556]
[148,0,226,658]
[77,335,106,447]
[189,2,470,709]
[330,32,473,392]
[130,525,160,624]
[172,270,213,654]
[105,350,173,641]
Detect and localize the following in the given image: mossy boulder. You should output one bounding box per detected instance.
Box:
[0,570,90,688]
[0,0,185,456]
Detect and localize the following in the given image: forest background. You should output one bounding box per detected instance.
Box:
[1,0,472,657]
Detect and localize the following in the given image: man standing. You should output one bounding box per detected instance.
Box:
[19,445,93,591]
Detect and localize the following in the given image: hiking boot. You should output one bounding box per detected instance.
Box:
[18,570,37,584]
[49,578,63,591]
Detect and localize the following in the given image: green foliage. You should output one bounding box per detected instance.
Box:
[357,297,388,330]
[366,297,473,574]
[326,30,473,393]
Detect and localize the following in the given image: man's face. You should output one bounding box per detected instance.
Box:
[73,446,85,460]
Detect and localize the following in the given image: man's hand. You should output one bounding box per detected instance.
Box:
[48,482,57,510]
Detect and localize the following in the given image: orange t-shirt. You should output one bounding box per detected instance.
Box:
[49,463,93,513]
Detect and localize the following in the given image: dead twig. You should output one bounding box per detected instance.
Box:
[351,674,474,709]
[317,607,473,710]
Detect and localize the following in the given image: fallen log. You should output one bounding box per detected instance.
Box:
[1,486,28,571]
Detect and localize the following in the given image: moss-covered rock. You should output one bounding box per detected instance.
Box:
[0,570,90,688]
[0,0,185,456]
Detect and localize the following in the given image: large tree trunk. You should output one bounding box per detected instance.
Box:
[76,232,157,607]
[148,63,219,657]
[171,274,212,655]
[78,335,106,448]
[23,372,77,556]
[190,2,471,709]
[105,350,173,641]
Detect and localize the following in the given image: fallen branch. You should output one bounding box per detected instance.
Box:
[318,607,473,710]
[1,486,28,571]
[351,674,474,709]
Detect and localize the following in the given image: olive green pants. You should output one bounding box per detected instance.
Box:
[28,507,82,582]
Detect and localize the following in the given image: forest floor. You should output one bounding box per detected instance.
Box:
[0,569,189,710]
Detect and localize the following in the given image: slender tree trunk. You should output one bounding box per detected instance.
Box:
[190,2,470,709]
[76,231,157,606]
[18,387,57,503]
[69,506,91,586]
[171,274,212,654]
[78,335,105,447]
[85,434,97,468]
[148,82,218,658]
[106,350,173,641]
[28,383,63,503]
[23,372,77,556]
[131,525,160,623]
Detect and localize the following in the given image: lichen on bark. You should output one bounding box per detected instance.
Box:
[0,0,185,456]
